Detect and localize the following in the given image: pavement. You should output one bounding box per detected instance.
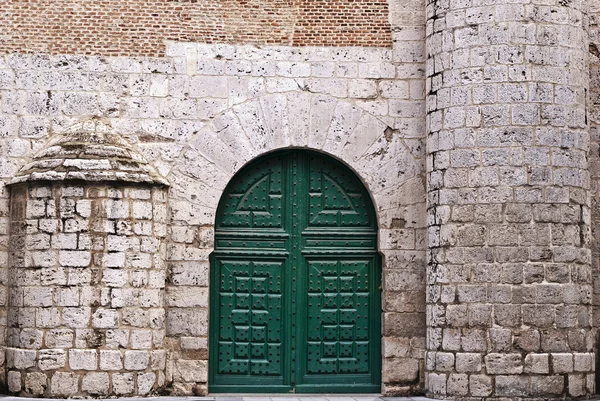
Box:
[0,396,431,401]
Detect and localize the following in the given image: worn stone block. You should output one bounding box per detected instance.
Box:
[39,349,66,370]
[8,370,22,393]
[82,372,109,395]
[485,353,523,374]
[69,349,97,370]
[455,352,481,373]
[552,353,574,373]
[173,359,208,383]
[124,350,149,370]
[524,353,549,374]
[112,372,134,395]
[530,375,565,396]
[50,372,78,397]
[469,374,492,397]
[137,372,156,395]
[99,350,123,370]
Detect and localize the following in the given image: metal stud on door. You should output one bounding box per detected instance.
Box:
[210,150,381,393]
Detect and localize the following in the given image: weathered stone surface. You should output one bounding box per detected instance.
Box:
[50,372,78,397]
[10,119,168,186]
[382,358,419,382]
[0,5,596,397]
[173,359,208,383]
[425,0,593,398]
[82,372,109,395]
[7,179,169,396]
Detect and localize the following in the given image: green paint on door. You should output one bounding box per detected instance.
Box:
[209,150,381,393]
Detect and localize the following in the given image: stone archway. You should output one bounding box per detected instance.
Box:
[164,92,426,395]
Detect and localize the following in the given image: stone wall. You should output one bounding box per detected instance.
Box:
[590,0,600,336]
[0,38,428,395]
[7,182,168,397]
[0,1,391,56]
[426,0,593,398]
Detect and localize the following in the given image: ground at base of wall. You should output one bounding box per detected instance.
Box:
[0,396,431,401]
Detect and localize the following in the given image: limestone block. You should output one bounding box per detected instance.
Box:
[524,353,549,374]
[124,350,150,370]
[45,329,74,348]
[82,372,109,395]
[461,329,486,352]
[166,309,208,336]
[127,252,153,269]
[69,349,97,370]
[131,329,153,349]
[59,250,91,267]
[92,308,119,328]
[62,307,91,328]
[102,269,128,287]
[173,359,208,383]
[25,372,47,395]
[166,287,208,308]
[485,353,523,374]
[190,76,228,98]
[552,353,574,373]
[574,353,594,372]
[177,336,203,351]
[137,372,156,395]
[151,349,167,370]
[104,252,126,268]
[38,349,66,370]
[10,348,36,369]
[8,370,22,393]
[112,372,134,395]
[20,328,42,349]
[427,372,446,395]
[99,350,123,370]
[168,262,209,286]
[132,201,153,219]
[469,374,492,397]
[50,372,78,397]
[23,287,52,306]
[569,374,586,397]
[435,352,454,371]
[455,352,481,373]
[446,373,468,396]
[110,288,137,308]
[530,375,565,396]
[62,92,98,116]
[495,375,529,397]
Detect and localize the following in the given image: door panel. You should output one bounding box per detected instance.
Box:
[216,259,284,377]
[304,259,372,374]
[210,150,380,393]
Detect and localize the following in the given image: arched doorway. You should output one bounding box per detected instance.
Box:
[209,150,381,393]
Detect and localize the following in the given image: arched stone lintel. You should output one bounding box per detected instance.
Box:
[168,92,424,226]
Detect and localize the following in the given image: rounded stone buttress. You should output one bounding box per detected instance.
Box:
[6,120,169,397]
[425,0,593,398]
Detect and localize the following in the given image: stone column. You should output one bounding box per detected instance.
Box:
[5,120,170,397]
[426,0,593,398]
[7,183,168,397]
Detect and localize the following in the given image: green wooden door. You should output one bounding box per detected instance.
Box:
[209,150,381,393]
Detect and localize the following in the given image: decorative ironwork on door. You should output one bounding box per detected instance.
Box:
[210,150,381,393]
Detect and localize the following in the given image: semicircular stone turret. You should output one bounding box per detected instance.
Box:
[6,120,169,397]
[10,119,168,186]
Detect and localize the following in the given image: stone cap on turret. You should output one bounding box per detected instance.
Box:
[9,119,169,186]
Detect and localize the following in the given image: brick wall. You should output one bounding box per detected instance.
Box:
[0,1,392,57]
